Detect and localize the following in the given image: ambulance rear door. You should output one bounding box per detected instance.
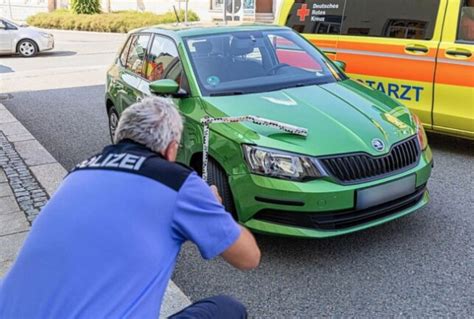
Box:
[433,0,474,138]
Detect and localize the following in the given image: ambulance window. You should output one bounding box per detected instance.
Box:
[285,0,346,35]
[340,0,440,40]
[457,0,474,43]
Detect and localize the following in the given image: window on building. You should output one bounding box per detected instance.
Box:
[457,0,474,42]
[211,0,224,9]
[340,0,440,40]
[125,34,150,78]
[146,35,179,82]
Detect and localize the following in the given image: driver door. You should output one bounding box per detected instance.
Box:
[0,20,13,52]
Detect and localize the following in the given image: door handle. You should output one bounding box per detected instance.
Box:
[405,45,429,54]
[445,49,472,58]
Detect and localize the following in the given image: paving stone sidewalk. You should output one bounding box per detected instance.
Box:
[0,103,190,317]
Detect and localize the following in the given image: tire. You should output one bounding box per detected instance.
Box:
[108,106,119,143]
[17,39,38,57]
[207,158,238,220]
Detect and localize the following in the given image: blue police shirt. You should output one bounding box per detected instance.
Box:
[0,140,241,318]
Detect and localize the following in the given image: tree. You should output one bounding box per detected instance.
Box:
[70,0,101,14]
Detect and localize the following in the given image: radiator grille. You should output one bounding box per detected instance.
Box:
[320,137,420,184]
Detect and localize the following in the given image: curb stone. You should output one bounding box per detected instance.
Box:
[0,103,191,317]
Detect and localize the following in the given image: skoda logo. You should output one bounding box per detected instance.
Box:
[371,138,385,152]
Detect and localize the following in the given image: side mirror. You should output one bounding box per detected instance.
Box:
[149,79,180,95]
[333,60,346,72]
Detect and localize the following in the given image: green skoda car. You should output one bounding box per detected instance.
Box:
[105,24,433,238]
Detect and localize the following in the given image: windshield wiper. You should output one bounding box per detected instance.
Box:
[210,91,244,97]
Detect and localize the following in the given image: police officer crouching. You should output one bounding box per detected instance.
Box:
[0,97,261,318]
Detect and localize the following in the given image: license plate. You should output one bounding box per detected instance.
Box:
[356,174,416,210]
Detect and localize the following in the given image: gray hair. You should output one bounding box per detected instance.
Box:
[114,97,183,154]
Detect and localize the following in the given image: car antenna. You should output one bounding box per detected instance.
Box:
[173,5,181,24]
[200,116,309,182]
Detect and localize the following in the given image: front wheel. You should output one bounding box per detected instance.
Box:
[207,158,238,220]
[17,39,38,57]
[108,106,119,143]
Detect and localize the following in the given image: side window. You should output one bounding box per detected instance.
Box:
[457,0,474,42]
[146,35,179,82]
[119,36,133,66]
[0,20,6,29]
[285,0,346,35]
[125,34,151,78]
[340,0,440,40]
[4,21,17,30]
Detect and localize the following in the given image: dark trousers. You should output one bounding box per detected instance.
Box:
[168,295,247,319]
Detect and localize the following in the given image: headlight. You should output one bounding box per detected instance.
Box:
[39,32,51,38]
[242,145,325,181]
[412,114,428,150]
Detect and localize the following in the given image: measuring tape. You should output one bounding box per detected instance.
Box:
[200,115,309,182]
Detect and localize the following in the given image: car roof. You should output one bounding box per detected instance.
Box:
[131,23,291,39]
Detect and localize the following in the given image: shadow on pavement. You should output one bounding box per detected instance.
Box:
[0,51,77,59]
[427,132,473,156]
[38,51,78,57]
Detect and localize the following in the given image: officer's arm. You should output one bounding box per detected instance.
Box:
[207,185,261,270]
[221,226,261,271]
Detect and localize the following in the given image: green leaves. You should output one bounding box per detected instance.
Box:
[26,9,200,33]
[70,0,101,15]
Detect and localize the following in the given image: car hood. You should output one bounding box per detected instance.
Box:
[19,26,49,35]
[201,80,417,157]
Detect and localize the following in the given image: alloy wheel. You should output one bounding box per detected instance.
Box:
[19,41,36,57]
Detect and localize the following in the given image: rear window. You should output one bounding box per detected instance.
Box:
[286,0,440,40]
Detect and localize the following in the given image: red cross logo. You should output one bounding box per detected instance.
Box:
[296,4,310,22]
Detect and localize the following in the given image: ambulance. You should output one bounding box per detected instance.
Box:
[278,0,474,139]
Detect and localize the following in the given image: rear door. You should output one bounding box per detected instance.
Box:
[334,0,445,129]
[0,20,13,52]
[433,0,474,138]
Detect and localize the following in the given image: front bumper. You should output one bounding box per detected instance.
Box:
[37,35,54,52]
[230,147,433,238]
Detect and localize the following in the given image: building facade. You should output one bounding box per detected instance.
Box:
[1,0,282,23]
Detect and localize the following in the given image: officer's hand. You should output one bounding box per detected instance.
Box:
[210,185,223,204]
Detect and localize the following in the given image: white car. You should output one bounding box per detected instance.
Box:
[0,18,54,57]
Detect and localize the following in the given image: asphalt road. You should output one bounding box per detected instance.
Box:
[1,30,473,318]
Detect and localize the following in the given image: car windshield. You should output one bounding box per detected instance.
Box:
[183,29,346,96]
